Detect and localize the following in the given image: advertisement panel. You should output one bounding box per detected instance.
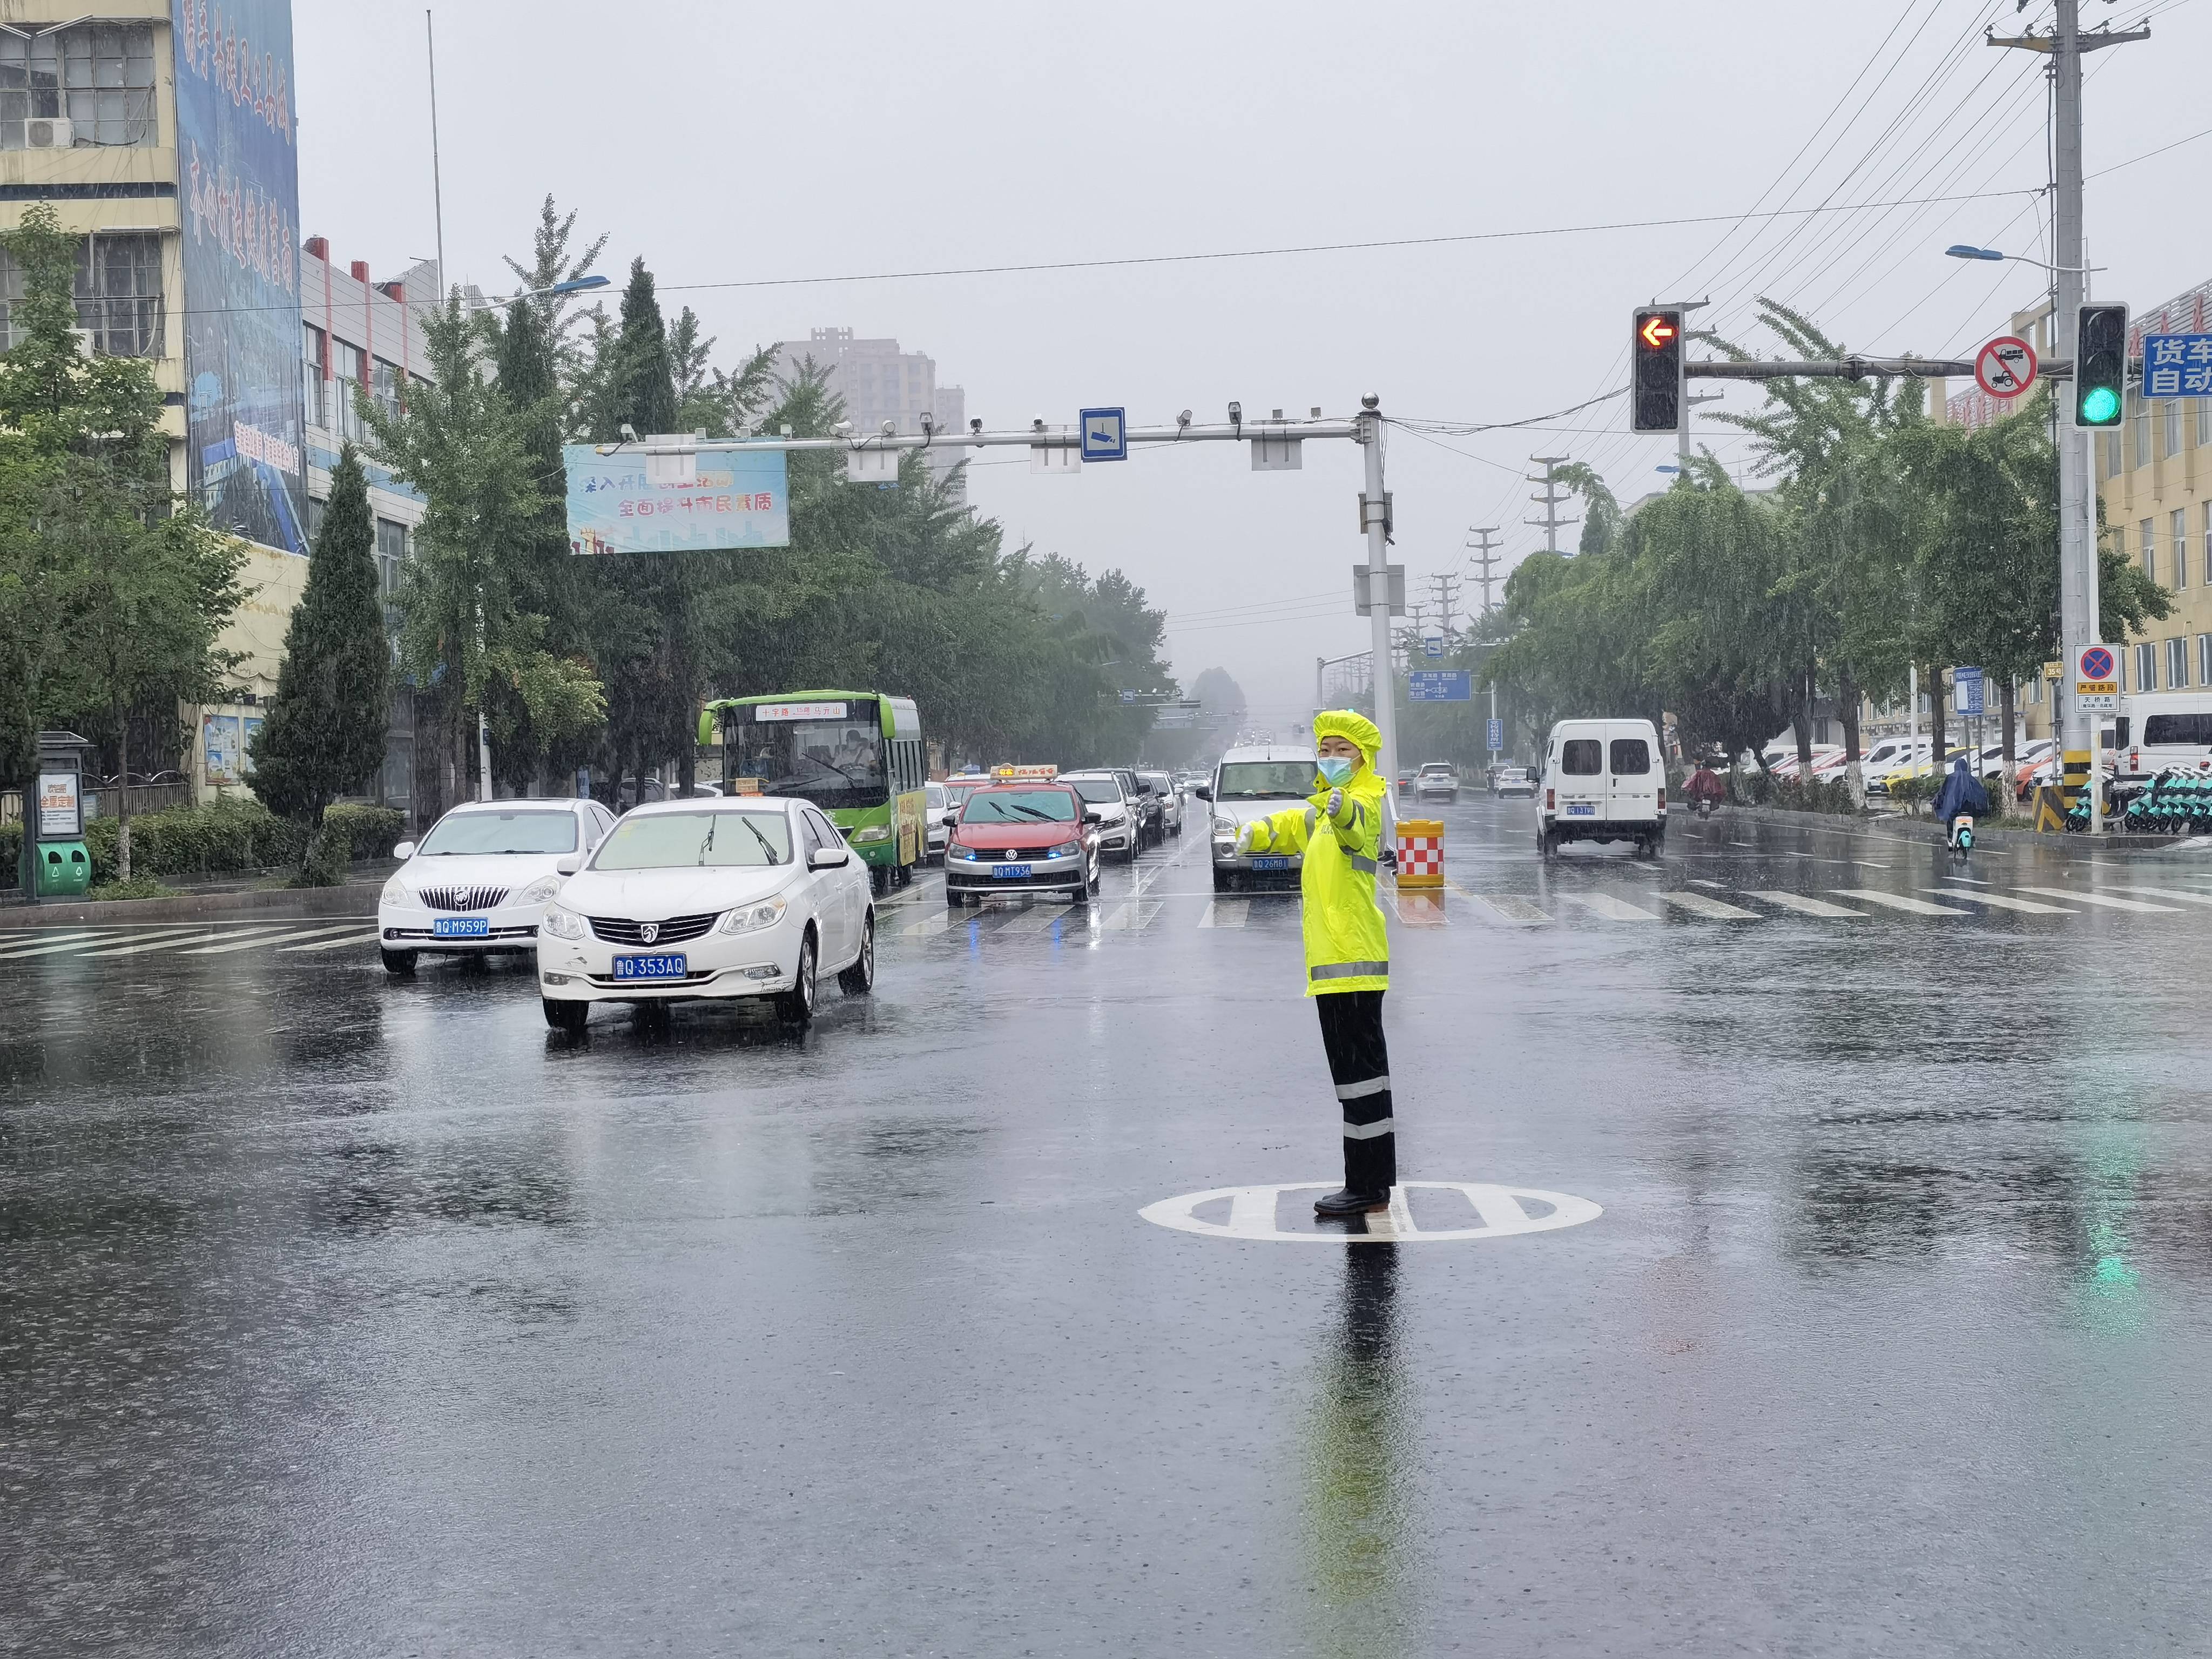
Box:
[563,446,790,554]
[37,772,80,838]
[173,0,307,555]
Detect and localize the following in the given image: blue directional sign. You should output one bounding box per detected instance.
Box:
[1954,665,1984,717]
[1487,717,1504,751]
[1407,670,1472,703]
[1080,407,1128,461]
[2143,335,2212,399]
[1423,634,1444,658]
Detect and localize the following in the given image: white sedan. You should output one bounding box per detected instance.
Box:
[535,796,875,1036]
[378,797,615,974]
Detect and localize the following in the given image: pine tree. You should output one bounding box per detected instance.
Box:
[248,444,390,881]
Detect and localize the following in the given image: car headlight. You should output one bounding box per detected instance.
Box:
[850,824,892,844]
[1048,840,1081,859]
[721,893,789,935]
[541,906,587,940]
[380,875,418,907]
[1212,815,1236,837]
[517,874,564,905]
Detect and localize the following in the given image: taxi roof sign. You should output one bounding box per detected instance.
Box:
[991,764,1059,781]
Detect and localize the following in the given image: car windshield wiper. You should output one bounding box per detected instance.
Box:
[739,815,781,865]
[996,802,1054,821]
[697,816,717,866]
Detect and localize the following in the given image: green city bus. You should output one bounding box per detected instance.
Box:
[698,691,928,893]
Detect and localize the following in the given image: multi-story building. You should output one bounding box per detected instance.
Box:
[769,326,968,496]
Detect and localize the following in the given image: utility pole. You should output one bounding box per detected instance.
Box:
[1526,456,1579,556]
[1992,1,2146,835]
[1465,527,1503,636]
[1424,572,1461,643]
[1357,395,1399,785]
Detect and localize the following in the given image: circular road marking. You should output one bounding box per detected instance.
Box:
[1139,1181,1602,1244]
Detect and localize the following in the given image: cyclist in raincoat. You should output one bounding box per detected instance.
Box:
[1233,709,1397,1217]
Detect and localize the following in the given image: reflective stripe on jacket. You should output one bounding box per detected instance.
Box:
[1245,771,1390,996]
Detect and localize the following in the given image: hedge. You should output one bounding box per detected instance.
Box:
[1,799,405,889]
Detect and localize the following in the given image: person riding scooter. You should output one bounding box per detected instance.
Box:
[1683,760,1727,820]
[1931,755,1991,851]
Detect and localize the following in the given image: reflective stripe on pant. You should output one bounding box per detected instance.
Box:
[1317,987,1394,1195]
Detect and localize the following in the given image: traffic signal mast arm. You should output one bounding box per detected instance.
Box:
[1685,356,2073,381]
[588,415,1363,457]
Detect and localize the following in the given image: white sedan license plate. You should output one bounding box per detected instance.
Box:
[613,953,687,981]
[433,916,489,937]
[1250,855,1292,871]
[991,863,1033,879]
[1564,802,1597,817]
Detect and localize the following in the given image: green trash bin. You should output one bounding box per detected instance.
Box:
[36,840,90,898]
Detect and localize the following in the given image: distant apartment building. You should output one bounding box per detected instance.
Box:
[1944,285,2212,743]
[769,326,968,497]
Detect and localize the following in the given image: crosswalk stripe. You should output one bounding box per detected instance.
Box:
[0,930,109,958]
[1927,888,2074,914]
[2105,885,2212,908]
[77,923,316,958]
[2012,886,2182,913]
[1559,893,1660,921]
[179,922,373,955]
[886,909,954,939]
[279,929,384,953]
[1653,891,1761,920]
[1473,892,1552,924]
[6,926,212,957]
[1199,900,1249,929]
[1092,901,1161,932]
[995,903,1073,935]
[1830,889,1970,916]
[1743,891,1867,918]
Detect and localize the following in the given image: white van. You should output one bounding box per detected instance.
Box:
[2115,692,2212,788]
[1540,718,1665,859]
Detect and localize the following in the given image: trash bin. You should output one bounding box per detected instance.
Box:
[1396,818,1444,889]
[22,729,95,903]
[37,841,89,897]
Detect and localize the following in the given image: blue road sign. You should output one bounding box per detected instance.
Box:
[1954,665,1984,717]
[2143,335,2212,399]
[1423,635,1444,658]
[1487,717,1504,751]
[1080,408,1128,461]
[1407,670,1472,703]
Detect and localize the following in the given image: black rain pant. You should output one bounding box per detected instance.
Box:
[1316,988,1395,1195]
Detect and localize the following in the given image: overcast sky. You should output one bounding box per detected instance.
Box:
[298,0,2204,732]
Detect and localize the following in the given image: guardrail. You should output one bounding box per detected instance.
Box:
[0,781,192,825]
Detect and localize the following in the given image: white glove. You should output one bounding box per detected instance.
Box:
[1235,822,1263,855]
[1325,788,1344,819]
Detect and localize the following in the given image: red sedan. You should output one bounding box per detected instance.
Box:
[944,781,1102,907]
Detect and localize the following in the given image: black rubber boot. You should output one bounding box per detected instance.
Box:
[1313,1187,1391,1217]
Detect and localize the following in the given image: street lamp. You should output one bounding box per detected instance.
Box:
[1943,245,2098,274]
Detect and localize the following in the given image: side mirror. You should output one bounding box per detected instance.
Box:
[1192,785,1211,801]
[808,847,852,871]
[555,853,583,876]
[392,840,416,860]
[1082,808,1103,824]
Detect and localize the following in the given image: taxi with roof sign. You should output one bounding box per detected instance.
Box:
[943,766,1103,907]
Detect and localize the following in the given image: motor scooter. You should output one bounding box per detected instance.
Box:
[1948,812,1974,853]
[1695,797,1715,821]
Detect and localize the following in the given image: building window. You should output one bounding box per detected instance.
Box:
[2135,408,2150,469]
[2141,517,2156,583]
[2106,430,2123,478]
[2169,636,2189,689]
[0,24,156,149]
[333,341,366,441]
[301,324,326,429]
[2175,509,2190,589]
[305,495,325,544]
[2136,640,2157,692]
[2028,675,2042,705]
[2201,633,2212,689]
[2199,399,2211,447]
[371,356,401,421]
[2166,400,2183,458]
[0,233,163,354]
[375,518,409,634]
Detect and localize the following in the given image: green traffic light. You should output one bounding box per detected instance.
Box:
[2081,385,2121,424]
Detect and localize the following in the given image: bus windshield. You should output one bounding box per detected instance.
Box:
[726,711,886,810]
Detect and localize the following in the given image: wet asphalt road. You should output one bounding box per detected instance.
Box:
[6,799,2212,1655]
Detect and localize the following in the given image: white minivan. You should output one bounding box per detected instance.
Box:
[1539,718,1665,859]
[2114,692,2212,790]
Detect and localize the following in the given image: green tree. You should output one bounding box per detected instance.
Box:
[247,444,389,881]
[0,203,244,883]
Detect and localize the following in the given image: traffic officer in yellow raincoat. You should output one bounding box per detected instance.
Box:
[1233,709,1396,1217]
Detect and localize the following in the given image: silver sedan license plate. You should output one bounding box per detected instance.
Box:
[1250,856,1291,871]
[992,863,1033,879]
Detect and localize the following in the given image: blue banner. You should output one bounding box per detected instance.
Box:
[564,446,791,554]
[173,0,306,554]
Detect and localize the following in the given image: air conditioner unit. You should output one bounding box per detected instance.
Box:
[25,118,74,149]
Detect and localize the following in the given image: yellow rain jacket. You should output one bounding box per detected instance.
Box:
[1242,709,1390,996]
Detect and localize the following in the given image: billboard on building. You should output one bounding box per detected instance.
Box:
[172,0,308,555]
[562,445,791,554]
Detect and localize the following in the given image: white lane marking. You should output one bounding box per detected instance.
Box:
[1925,887,2074,915]
[885,909,954,938]
[76,923,307,958]
[1559,893,1661,921]
[1090,900,1161,933]
[279,929,384,953]
[1199,900,1249,929]
[1688,879,1728,889]
[1140,1181,1603,1244]
[2013,886,2182,914]
[995,903,1071,935]
[1829,889,1970,916]
[179,922,374,955]
[2106,885,2212,908]
[0,930,110,958]
[1743,890,1867,919]
[1653,891,1762,920]
[1944,874,1993,885]
[1454,889,1550,925]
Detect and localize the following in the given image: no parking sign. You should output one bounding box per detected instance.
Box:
[2075,643,2119,713]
